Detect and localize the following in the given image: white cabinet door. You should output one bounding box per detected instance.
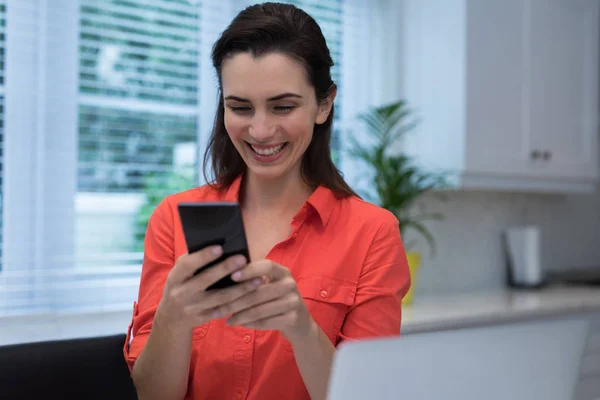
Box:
[464,0,530,177]
[403,0,599,193]
[527,0,599,181]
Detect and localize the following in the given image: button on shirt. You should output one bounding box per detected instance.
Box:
[124,176,411,400]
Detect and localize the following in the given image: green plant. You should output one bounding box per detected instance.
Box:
[348,100,448,254]
[132,167,196,252]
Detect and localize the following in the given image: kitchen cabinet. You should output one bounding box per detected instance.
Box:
[403,0,599,193]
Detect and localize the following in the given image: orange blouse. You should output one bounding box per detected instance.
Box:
[124,176,411,400]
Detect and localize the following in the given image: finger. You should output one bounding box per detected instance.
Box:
[226,292,301,326]
[167,255,250,320]
[181,254,248,293]
[217,276,297,318]
[184,277,263,317]
[169,245,224,285]
[189,306,224,327]
[231,259,290,283]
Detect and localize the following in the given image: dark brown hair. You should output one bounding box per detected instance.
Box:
[203,2,357,198]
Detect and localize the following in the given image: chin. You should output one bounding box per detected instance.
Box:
[245,164,292,181]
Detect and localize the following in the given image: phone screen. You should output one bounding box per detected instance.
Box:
[177,202,250,290]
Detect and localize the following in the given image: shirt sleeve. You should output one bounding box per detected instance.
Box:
[338,213,411,342]
[123,196,176,373]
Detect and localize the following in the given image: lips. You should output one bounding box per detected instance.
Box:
[247,142,287,156]
[245,141,289,163]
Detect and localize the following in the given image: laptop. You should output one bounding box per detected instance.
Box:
[327,317,589,400]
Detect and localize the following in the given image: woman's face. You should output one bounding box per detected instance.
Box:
[220,52,334,182]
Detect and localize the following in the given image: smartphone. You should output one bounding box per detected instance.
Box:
[177,202,250,291]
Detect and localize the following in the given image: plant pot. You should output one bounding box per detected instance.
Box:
[402,251,422,305]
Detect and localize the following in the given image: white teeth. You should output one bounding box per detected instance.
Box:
[250,143,285,156]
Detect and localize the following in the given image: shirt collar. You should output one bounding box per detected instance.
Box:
[221,175,337,228]
[305,185,336,228]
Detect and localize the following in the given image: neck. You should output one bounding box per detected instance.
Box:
[240,168,313,216]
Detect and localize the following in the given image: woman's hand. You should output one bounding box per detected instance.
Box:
[156,246,263,331]
[217,260,315,343]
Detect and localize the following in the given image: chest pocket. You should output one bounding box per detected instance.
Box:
[192,323,210,341]
[283,275,356,351]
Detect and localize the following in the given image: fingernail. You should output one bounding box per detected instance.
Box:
[212,310,220,319]
[212,246,223,256]
[232,271,242,281]
[252,278,261,286]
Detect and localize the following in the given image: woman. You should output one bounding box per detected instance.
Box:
[124,3,410,400]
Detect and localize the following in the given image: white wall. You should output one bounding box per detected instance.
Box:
[405,188,600,297]
[0,310,133,346]
[530,190,600,271]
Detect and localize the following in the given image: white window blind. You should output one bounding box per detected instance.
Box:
[0,0,378,344]
[1,0,82,317]
[78,0,201,193]
[0,0,5,273]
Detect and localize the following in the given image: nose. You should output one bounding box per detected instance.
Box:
[248,112,276,142]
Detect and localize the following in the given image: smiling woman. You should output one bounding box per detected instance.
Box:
[124,3,411,400]
[221,52,332,183]
[204,5,357,196]
[223,89,304,164]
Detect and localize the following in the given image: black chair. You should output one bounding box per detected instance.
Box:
[0,334,138,400]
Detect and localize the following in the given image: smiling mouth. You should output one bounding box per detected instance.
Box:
[246,142,288,156]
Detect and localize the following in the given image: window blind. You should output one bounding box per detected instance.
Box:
[0,0,5,273]
[1,0,82,316]
[78,0,201,193]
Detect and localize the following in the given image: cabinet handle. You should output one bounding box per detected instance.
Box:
[542,150,552,161]
[531,150,541,160]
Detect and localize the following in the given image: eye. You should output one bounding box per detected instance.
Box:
[273,106,295,113]
[229,106,252,114]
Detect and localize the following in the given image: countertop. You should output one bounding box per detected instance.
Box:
[401,284,600,334]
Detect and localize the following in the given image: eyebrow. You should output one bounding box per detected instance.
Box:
[224,93,303,102]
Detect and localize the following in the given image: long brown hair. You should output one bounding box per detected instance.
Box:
[203,2,357,198]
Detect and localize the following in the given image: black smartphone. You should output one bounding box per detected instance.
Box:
[177,202,250,291]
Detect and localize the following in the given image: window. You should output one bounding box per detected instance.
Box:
[78,0,201,193]
[0,0,379,343]
[0,1,5,272]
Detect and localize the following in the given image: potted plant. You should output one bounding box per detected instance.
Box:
[348,100,448,304]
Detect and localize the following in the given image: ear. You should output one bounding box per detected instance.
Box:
[315,86,337,125]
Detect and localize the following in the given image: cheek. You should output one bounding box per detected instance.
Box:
[284,111,315,142]
[224,112,245,141]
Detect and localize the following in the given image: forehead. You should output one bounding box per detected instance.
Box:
[220,52,313,99]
